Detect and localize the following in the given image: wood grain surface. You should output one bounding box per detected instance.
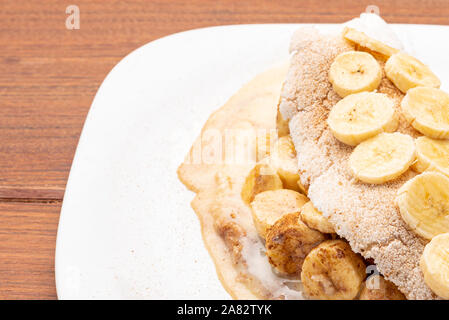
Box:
[0,0,447,300]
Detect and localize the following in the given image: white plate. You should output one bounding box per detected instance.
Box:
[55,23,449,299]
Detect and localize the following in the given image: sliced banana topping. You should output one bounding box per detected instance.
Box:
[328,92,398,146]
[396,172,449,240]
[329,51,382,98]
[385,52,440,93]
[342,27,399,58]
[300,201,335,234]
[414,136,449,176]
[268,136,303,192]
[301,240,366,300]
[241,163,283,204]
[349,132,416,184]
[402,87,449,139]
[266,212,326,276]
[250,189,308,239]
[420,233,449,299]
[297,179,308,195]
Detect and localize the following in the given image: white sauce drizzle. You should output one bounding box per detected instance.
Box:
[241,236,305,300]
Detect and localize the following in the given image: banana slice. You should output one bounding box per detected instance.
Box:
[349,132,415,184]
[329,51,382,98]
[256,128,277,162]
[420,233,449,299]
[241,163,283,204]
[301,240,366,300]
[266,212,326,275]
[414,136,449,176]
[385,52,440,93]
[401,87,449,139]
[396,172,449,240]
[268,136,303,192]
[300,201,335,234]
[250,189,308,239]
[342,27,399,58]
[297,179,308,195]
[359,274,406,300]
[328,92,398,146]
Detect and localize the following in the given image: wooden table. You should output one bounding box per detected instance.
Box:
[0,0,447,300]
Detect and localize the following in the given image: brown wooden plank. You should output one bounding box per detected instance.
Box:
[0,202,59,299]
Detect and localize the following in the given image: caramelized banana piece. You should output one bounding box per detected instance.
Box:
[241,163,283,204]
[268,136,302,192]
[250,189,308,239]
[266,212,326,275]
[301,240,366,300]
[300,201,335,234]
[359,274,406,300]
[276,109,290,137]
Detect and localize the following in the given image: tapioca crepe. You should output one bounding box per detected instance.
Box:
[178,63,306,299]
[280,27,437,299]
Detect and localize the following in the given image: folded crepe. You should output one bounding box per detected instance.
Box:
[279,21,437,299]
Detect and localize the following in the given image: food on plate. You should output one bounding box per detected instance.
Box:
[300,201,335,234]
[329,51,382,97]
[250,189,308,239]
[179,12,448,300]
[342,27,399,58]
[300,240,366,300]
[266,212,326,275]
[241,163,283,204]
[348,132,416,184]
[327,92,398,146]
[420,233,449,299]
[385,52,440,93]
[413,136,449,175]
[396,172,449,240]
[178,63,291,299]
[401,87,449,139]
[265,135,304,192]
[283,18,437,299]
